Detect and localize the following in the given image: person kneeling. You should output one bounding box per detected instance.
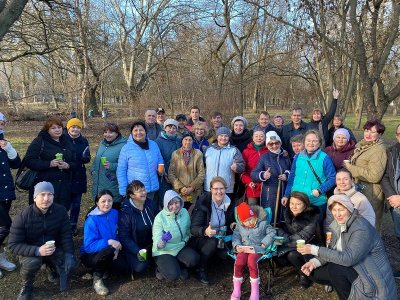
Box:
[152,190,199,281]
[8,182,77,300]
[231,203,276,300]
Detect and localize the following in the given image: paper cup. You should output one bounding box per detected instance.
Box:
[343,160,349,165]
[326,232,332,239]
[100,157,107,165]
[138,249,147,261]
[296,239,305,247]
[158,163,164,173]
[46,240,55,248]
[55,153,63,160]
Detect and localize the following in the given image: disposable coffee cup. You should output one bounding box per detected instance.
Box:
[138,249,147,261]
[100,157,107,165]
[343,160,349,165]
[296,239,305,248]
[55,153,63,160]
[158,163,164,173]
[46,240,55,248]
[326,232,332,239]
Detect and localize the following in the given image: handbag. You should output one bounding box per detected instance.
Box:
[307,161,322,184]
[15,140,44,191]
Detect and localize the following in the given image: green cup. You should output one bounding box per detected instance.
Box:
[100,157,107,165]
[137,249,147,261]
[296,239,305,248]
[55,153,63,160]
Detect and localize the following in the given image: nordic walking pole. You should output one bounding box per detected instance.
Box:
[273,179,281,228]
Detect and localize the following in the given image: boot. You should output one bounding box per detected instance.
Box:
[0,251,16,271]
[93,272,109,296]
[17,277,34,300]
[231,276,243,300]
[196,268,209,285]
[249,277,260,300]
[299,274,311,289]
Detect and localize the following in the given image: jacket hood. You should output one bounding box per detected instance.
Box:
[332,139,356,153]
[88,207,107,216]
[328,194,354,213]
[163,190,184,212]
[333,184,357,197]
[249,205,267,221]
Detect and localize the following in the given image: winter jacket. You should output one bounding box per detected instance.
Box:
[347,139,387,229]
[281,121,309,159]
[152,190,190,257]
[326,125,357,147]
[8,203,74,257]
[81,208,119,254]
[279,205,322,247]
[65,132,90,194]
[324,186,375,231]
[307,98,337,147]
[192,136,209,153]
[241,143,268,198]
[313,211,397,300]
[251,149,291,221]
[232,205,276,250]
[324,140,355,171]
[191,192,234,237]
[204,143,245,193]
[168,148,205,203]
[185,116,206,132]
[230,129,252,153]
[252,124,275,135]
[145,122,163,141]
[24,131,77,208]
[118,198,158,256]
[0,140,21,202]
[117,135,163,195]
[381,142,400,198]
[284,149,336,206]
[91,135,126,202]
[155,132,181,173]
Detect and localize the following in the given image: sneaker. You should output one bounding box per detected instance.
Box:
[93,277,109,296]
[393,271,400,279]
[196,269,210,285]
[0,252,16,272]
[299,274,311,289]
[325,285,333,293]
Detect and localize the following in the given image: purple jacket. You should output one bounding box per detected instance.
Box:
[324,140,355,171]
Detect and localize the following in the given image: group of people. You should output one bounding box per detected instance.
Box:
[0,91,399,300]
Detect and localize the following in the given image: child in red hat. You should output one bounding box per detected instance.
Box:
[231,202,276,300]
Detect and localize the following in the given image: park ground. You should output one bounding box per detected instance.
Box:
[1,111,400,299]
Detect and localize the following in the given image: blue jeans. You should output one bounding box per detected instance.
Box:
[69,193,83,230]
[390,207,400,240]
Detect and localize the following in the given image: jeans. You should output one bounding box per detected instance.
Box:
[69,193,83,230]
[0,201,12,245]
[390,207,400,240]
[154,246,199,281]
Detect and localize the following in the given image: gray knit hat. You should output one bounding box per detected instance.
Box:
[34,181,54,199]
[164,118,179,128]
[328,194,354,213]
[216,126,231,137]
[231,116,248,128]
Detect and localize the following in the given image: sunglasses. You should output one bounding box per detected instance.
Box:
[268,142,280,146]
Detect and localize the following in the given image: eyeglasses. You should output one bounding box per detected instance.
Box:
[305,140,319,144]
[133,189,146,194]
[268,142,280,146]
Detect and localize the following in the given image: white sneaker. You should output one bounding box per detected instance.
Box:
[0,252,16,271]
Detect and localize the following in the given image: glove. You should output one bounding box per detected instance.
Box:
[161,231,172,243]
[64,254,77,274]
[2,142,17,159]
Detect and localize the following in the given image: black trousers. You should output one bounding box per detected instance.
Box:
[0,201,12,245]
[81,246,129,275]
[154,246,200,281]
[188,237,218,270]
[309,262,358,300]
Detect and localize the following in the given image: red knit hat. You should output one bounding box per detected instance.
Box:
[237,202,256,223]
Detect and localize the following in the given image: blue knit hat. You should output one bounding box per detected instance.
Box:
[216,126,231,137]
[34,181,54,199]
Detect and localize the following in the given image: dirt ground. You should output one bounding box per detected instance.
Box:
[1,117,399,300]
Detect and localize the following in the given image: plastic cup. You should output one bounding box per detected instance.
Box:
[138,249,147,261]
[296,239,305,248]
[55,153,63,160]
[100,157,107,165]
[326,232,332,240]
[343,160,349,165]
[46,240,55,248]
[274,236,284,245]
[158,163,164,173]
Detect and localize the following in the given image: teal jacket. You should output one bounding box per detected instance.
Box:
[91,136,127,202]
[152,190,190,257]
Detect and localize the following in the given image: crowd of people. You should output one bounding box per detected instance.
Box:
[0,91,399,300]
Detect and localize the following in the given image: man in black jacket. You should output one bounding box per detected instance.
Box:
[8,181,76,300]
[281,108,309,159]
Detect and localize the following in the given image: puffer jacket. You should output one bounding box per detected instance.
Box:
[204,143,245,193]
[81,208,119,254]
[241,142,268,198]
[307,98,337,147]
[152,190,190,257]
[0,140,21,202]
[326,125,357,147]
[24,130,77,208]
[232,205,276,249]
[91,135,126,202]
[279,205,322,247]
[315,211,397,300]
[118,198,158,256]
[347,139,387,229]
[168,148,205,203]
[323,185,376,231]
[251,149,291,215]
[192,136,209,153]
[8,203,74,257]
[66,132,91,194]
[117,135,163,195]
[190,191,234,237]
[155,132,181,173]
[381,142,400,198]
[281,121,309,159]
[324,140,355,171]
